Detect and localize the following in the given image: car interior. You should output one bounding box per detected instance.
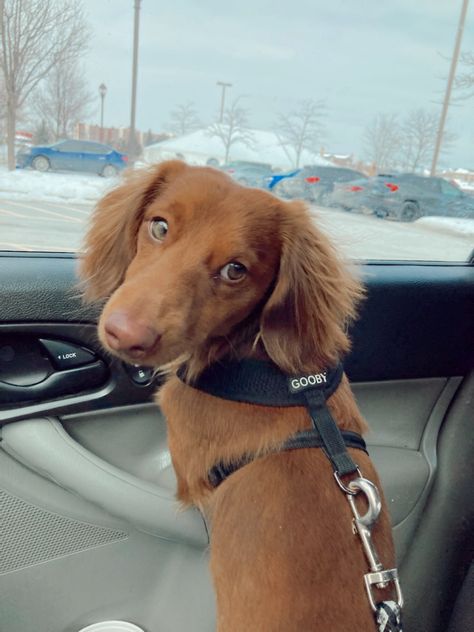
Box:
[0,252,472,632]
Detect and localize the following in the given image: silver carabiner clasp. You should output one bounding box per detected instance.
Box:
[345,477,404,614]
[346,477,385,584]
[347,477,382,528]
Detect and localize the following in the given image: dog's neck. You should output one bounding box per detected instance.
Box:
[178,316,266,382]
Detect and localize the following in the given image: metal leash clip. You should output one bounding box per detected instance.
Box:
[346,477,404,613]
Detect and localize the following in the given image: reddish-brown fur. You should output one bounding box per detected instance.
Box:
[80,161,397,631]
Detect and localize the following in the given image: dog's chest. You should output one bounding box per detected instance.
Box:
[157,375,311,502]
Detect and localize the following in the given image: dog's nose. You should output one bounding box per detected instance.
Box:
[103,311,160,359]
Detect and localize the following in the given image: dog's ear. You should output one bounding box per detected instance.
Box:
[260,201,364,373]
[79,160,187,302]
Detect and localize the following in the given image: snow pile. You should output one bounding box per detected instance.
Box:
[417,216,474,238]
[454,178,474,193]
[0,167,117,204]
[144,127,330,170]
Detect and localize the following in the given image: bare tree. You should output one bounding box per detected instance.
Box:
[455,51,474,97]
[167,101,201,136]
[32,119,51,145]
[0,74,5,143]
[276,99,325,168]
[400,109,438,172]
[0,0,89,169]
[207,98,254,163]
[400,108,456,172]
[32,58,94,141]
[363,113,401,172]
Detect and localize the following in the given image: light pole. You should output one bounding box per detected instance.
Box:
[99,83,107,142]
[430,0,469,176]
[217,81,232,123]
[128,0,142,164]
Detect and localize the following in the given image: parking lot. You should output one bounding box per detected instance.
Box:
[0,197,89,252]
[1,194,473,261]
[0,167,472,260]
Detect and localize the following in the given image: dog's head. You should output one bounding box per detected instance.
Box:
[80,161,362,376]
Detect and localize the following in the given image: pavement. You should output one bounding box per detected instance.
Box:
[0,197,90,252]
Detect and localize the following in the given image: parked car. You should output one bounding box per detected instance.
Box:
[221,161,274,188]
[272,165,366,203]
[16,139,128,177]
[329,173,474,221]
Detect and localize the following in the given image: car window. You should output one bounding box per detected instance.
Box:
[56,141,80,152]
[79,142,109,154]
[0,0,473,261]
[440,179,463,196]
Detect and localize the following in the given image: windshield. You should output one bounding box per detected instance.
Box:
[1,0,473,260]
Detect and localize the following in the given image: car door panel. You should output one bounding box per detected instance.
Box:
[1,417,207,545]
[0,252,473,632]
[1,447,214,632]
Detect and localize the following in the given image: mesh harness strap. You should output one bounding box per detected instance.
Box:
[178,359,363,486]
[209,428,367,488]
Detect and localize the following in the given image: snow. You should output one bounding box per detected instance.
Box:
[453,178,474,193]
[416,216,474,238]
[0,166,117,204]
[143,127,330,170]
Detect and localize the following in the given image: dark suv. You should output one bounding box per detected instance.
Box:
[330,173,474,221]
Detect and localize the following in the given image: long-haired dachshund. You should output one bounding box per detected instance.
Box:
[80,160,400,631]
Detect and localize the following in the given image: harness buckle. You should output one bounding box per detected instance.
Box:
[364,569,404,612]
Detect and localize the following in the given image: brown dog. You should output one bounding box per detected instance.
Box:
[80,160,398,631]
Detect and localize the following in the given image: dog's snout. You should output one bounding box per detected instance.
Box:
[103,311,160,359]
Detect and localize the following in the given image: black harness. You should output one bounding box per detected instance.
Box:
[178,358,366,487]
[178,358,404,631]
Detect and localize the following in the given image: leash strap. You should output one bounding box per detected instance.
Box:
[376,601,403,631]
[303,388,360,477]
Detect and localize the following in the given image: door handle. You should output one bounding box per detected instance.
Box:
[0,335,108,405]
[0,361,107,405]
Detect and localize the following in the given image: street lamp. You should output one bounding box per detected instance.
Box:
[99,83,107,142]
[217,81,232,123]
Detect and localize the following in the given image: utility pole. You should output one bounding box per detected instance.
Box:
[217,81,232,123]
[128,0,142,164]
[430,0,469,176]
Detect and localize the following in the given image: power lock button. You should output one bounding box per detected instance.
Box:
[39,339,97,370]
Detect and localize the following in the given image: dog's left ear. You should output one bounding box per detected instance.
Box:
[260,201,364,373]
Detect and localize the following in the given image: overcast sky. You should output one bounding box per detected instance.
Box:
[82,0,474,169]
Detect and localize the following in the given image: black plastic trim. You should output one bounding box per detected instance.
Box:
[0,323,159,425]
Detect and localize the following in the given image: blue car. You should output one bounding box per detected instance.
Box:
[16,139,128,177]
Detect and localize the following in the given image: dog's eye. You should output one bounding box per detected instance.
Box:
[149,218,168,242]
[220,262,247,282]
